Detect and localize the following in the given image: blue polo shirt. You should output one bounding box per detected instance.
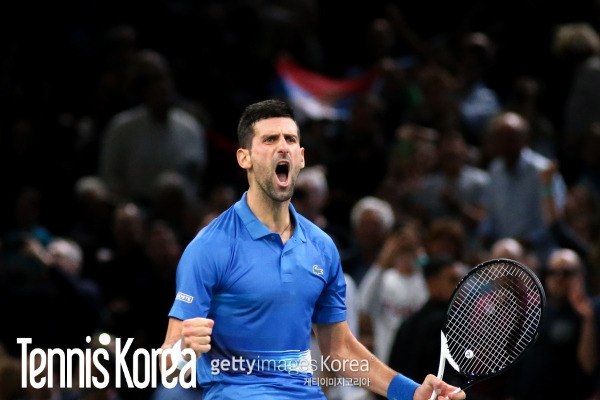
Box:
[169,192,347,399]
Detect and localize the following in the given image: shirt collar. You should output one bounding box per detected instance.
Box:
[234,191,306,242]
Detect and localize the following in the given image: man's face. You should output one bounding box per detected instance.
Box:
[429,262,467,301]
[240,117,305,202]
[545,256,582,300]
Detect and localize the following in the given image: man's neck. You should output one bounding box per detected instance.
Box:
[245,188,291,233]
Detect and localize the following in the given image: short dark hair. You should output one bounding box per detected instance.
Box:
[423,255,458,280]
[237,99,296,149]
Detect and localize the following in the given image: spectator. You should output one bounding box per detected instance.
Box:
[149,171,201,246]
[508,248,596,399]
[68,175,115,271]
[478,111,567,263]
[98,49,208,206]
[388,256,467,388]
[412,132,489,254]
[539,162,600,290]
[490,237,524,260]
[343,196,396,285]
[326,94,390,227]
[423,216,467,263]
[553,22,600,184]
[504,75,557,159]
[293,165,350,250]
[378,123,439,222]
[455,32,501,147]
[577,123,600,197]
[92,202,147,340]
[2,186,55,280]
[358,223,428,365]
[488,237,542,276]
[405,65,461,136]
[293,166,331,230]
[0,236,103,355]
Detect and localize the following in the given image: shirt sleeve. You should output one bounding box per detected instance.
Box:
[168,234,225,321]
[312,240,347,324]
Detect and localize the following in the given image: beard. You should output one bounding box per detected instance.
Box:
[256,176,296,203]
[251,161,298,203]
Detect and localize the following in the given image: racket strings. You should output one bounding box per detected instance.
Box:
[450,287,522,374]
[449,271,539,373]
[448,287,520,373]
[445,262,543,376]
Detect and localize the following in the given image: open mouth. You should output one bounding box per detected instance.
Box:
[275,161,290,185]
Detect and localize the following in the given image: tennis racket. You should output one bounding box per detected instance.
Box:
[429,258,545,400]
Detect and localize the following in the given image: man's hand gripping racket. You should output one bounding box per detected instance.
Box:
[429,258,545,400]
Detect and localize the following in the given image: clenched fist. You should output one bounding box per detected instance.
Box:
[181,317,215,359]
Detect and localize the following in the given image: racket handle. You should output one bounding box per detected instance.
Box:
[429,332,450,400]
[429,386,461,400]
[446,387,462,399]
[429,332,448,400]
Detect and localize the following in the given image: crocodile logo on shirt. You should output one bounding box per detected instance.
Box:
[312,265,324,275]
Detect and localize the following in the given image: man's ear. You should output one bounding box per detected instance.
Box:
[237,148,251,170]
[300,147,305,169]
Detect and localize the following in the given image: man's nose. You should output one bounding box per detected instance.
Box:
[277,136,290,152]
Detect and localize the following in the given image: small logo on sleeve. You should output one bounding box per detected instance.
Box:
[176,292,194,303]
[312,265,324,275]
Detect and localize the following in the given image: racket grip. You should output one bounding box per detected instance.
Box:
[429,386,461,400]
[446,387,462,399]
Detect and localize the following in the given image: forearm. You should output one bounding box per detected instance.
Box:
[315,321,442,400]
[322,329,399,396]
[160,341,181,380]
[160,319,185,380]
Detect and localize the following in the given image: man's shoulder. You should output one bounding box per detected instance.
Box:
[170,107,203,132]
[187,207,239,249]
[522,148,551,170]
[105,106,146,130]
[462,164,490,181]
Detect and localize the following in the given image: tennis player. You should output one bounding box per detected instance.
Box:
[160,99,465,400]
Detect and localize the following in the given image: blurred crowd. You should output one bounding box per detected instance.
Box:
[4,1,600,399]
